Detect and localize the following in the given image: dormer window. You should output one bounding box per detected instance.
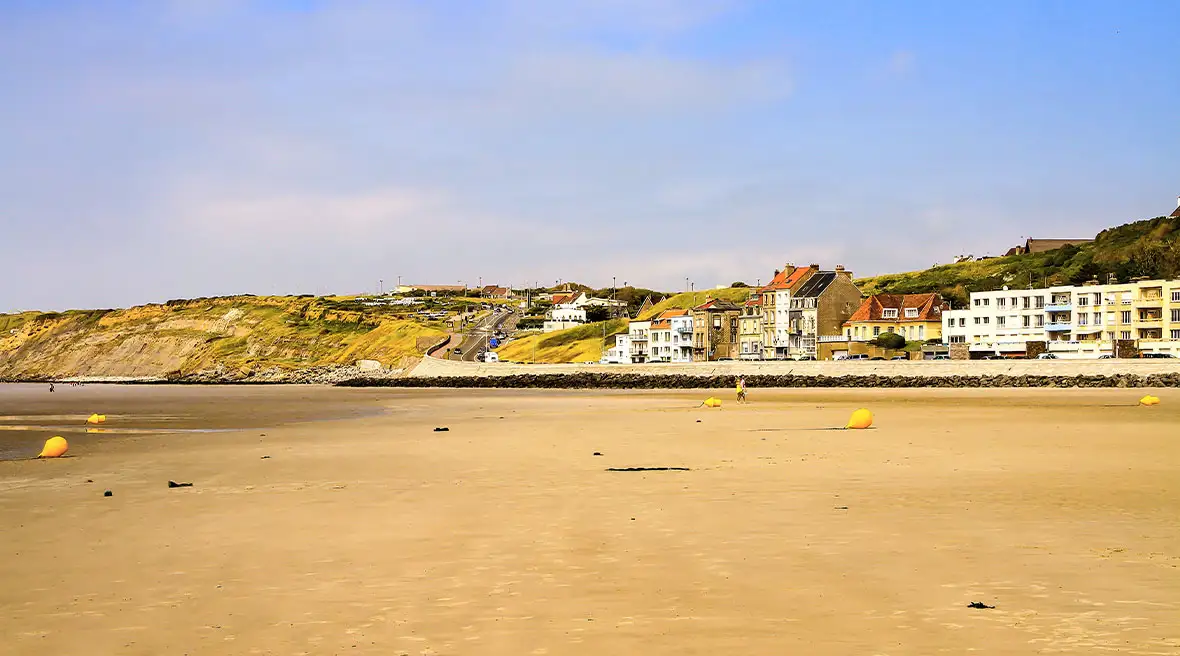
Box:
[882,308,899,319]
[904,308,918,319]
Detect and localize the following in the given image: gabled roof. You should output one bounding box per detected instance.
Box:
[845,293,947,324]
[764,266,813,291]
[551,292,582,305]
[793,272,836,298]
[656,308,690,319]
[1171,205,1180,219]
[651,319,672,329]
[744,296,763,307]
[692,298,741,311]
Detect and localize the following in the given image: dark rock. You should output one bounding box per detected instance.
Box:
[433,427,449,432]
[167,480,193,488]
[261,455,271,459]
[593,452,603,456]
[103,490,112,497]
[967,601,995,609]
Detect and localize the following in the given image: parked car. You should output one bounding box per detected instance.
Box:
[452,347,463,354]
[717,357,734,361]
[870,356,886,361]
[931,355,951,360]
[1098,354,1113,359]
[846,354,870,361]
[1141,352,1176,358]
[890,355,908,361]
[795,355,817,361]
[1035,353,1058,359]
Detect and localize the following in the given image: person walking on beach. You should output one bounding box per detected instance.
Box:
[49,383,54,393]
[736,377,747,403]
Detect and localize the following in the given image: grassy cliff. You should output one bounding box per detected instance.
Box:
[857,215,1180,308]
[639,288,753,320]
[0,296,448,379]
[495,319,628,363]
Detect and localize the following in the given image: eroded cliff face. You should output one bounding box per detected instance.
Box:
[0,297,446,380]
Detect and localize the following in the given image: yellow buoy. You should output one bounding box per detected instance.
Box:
[846,408,873,429]
[1139,395,1160,406]
[98,414,106,423]
[703,397,722,408]
[87,413,100,424]
[37,436,68,458]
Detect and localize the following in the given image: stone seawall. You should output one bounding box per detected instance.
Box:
[341,372,1180,389]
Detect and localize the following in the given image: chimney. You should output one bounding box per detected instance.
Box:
[835,264,852,279]
[808,263,820,271]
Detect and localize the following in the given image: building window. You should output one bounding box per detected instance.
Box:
[1121,310,1132,324]
[997,298,1006,309]
[1077,296,1088,307]
[983,298,990,306]
[974,317,980,325]
[882,308,898,319]
[949,335,965,344]
[1077,315,1087,326]
[873,326,880,336]
[997,316,1006,327]
[1035,296,1045,309]
[1172,291,1180,302]
[1121,331,1131,340]
[1022,297,1030,309]
[1036,316,1044,327]
[904,308,918,318]
[1172,330,1180,340]
[919,325,925,339]
[982,317,989,324]
[1023,316,1031,328]
[973,299,980,307]
[958,318,966,327]
[1172,309,1180,322]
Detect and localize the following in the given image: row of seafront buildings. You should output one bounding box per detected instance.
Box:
[943,278,1180,359]
[608,263,946,362]
[605,261,1180,362]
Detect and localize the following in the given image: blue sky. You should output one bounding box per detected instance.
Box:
[2,0,1178,311]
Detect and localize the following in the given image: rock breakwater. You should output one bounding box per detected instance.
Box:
[338,372,1180,389]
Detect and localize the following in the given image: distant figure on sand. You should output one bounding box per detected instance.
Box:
[49,383,54,393]
[736,377,747,403]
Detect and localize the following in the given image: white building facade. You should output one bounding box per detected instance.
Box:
[942,279,1180,358]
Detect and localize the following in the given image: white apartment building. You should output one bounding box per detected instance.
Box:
[605,334,630,364]
[626,320,651,363]
[648,312,694,362]
[943,278,1180,358]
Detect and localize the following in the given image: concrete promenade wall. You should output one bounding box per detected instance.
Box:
[410,357,1180,379]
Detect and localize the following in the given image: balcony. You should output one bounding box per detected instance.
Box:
[676,326,692,335]
[1045,322,1072,331]
[818,334,849,343]
[1137,316,1162,324]
[1045,303,1072,312]
[1135,296,1163,306]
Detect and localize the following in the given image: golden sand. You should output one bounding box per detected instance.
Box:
[1,385,1177,655]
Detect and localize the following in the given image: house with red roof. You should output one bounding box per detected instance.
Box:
[843,293,949,343]
[759,264,819,359]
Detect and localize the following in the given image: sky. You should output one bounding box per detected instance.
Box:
[2,0,1179,311]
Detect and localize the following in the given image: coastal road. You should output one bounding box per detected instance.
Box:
[451,309,515,362]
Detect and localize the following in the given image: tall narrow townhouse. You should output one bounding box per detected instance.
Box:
[627,319,651,363]
[785,265,862,359]
[738,295,764,360]
[759,264,817,359]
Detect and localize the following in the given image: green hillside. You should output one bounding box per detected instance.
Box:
[639,288,753,320]
[495,319,628,363]
[857,215,1180,308]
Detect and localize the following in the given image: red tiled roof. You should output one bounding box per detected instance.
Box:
[656,308,690,319]
[551,293,576,305]
[744,297,763,307]
[1171,205,1180,219]
[651,319,672,329]
[764,266,814,291]
[844,293,946,325]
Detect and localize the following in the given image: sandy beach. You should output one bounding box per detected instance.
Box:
[1,384,1177,655]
